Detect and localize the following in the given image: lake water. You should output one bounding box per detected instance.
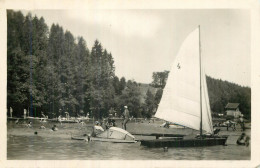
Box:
[7,119,251,160]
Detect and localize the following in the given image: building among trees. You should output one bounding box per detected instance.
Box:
[225,103,242,118]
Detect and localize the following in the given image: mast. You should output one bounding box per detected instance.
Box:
[199,25,203,137]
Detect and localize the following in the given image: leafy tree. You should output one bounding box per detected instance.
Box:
[151,71,169,88]
[89,40,115,119]
[7,10,28,116]
[119,77,126,92]
[144,89,156,118]
[29,16,49,116]
[154,88,163,108]
[7,11,49,117]
[113,76,121,95]
[120,80,142,117]
[74,37,90,117]
[46,24,66,116]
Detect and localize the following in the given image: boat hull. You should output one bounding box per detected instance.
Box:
[140,137,228,148]
[71,136,137,143]
[91,137,137,143]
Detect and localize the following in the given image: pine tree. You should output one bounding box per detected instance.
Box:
[89,40,116,119]
[46,24,65,117]
[74,36,90,117]
[7,11,30,116]
[144,89,156,118]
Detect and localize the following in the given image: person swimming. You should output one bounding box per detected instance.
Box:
[27,121,32,128]
[52,125,58,131]
[79,120,85,125]
[15,119,19,124]
[40,125,46,129]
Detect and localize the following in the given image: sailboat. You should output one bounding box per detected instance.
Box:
[141,26,228,147]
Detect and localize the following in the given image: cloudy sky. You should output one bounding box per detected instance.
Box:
[21,9,251,87]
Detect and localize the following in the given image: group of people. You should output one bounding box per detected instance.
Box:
[25,121,58,132]
[91,105,130,137]
[16,105,132,138]
[213,115,246,132]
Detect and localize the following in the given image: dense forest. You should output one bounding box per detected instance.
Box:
[206,76,251,119]
[7,10,149,119]
[7,10,251,120]
[149,71,251,120]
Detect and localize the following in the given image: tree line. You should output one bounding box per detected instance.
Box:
[7,10,251,120]
[7,10,145,119]
[149,71,251,120]
[206,76,251,120]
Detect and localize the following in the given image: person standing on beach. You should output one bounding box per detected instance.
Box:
[122,106,130,130]
[10,107,13,118]
[239,115,245,131]
[24,109,27,119]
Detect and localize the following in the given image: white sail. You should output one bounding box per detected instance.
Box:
[155,28,213,134]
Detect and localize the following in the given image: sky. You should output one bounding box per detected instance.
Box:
[21,9,251,87]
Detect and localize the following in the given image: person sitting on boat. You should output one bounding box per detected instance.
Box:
[52,125,58,131]
[105,118,116,129]
[237,133,250,146]
[164,121,170,128]
[91,121,104,137]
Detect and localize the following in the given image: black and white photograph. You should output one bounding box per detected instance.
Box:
[1,0,260,167]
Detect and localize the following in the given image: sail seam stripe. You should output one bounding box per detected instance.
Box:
[170,109,200,118]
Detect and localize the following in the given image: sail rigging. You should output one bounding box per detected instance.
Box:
[155,27,213,134]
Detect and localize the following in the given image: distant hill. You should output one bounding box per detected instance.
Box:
[206,76,251,120]
[137,83,158,103]
[138,76,251,120]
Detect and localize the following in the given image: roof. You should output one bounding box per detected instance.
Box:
[225,103,239,109]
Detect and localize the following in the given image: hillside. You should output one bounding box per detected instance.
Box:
[138,83,158,104]
[138,76,251,120]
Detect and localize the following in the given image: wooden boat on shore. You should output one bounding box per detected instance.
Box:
[141,26,228,148]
